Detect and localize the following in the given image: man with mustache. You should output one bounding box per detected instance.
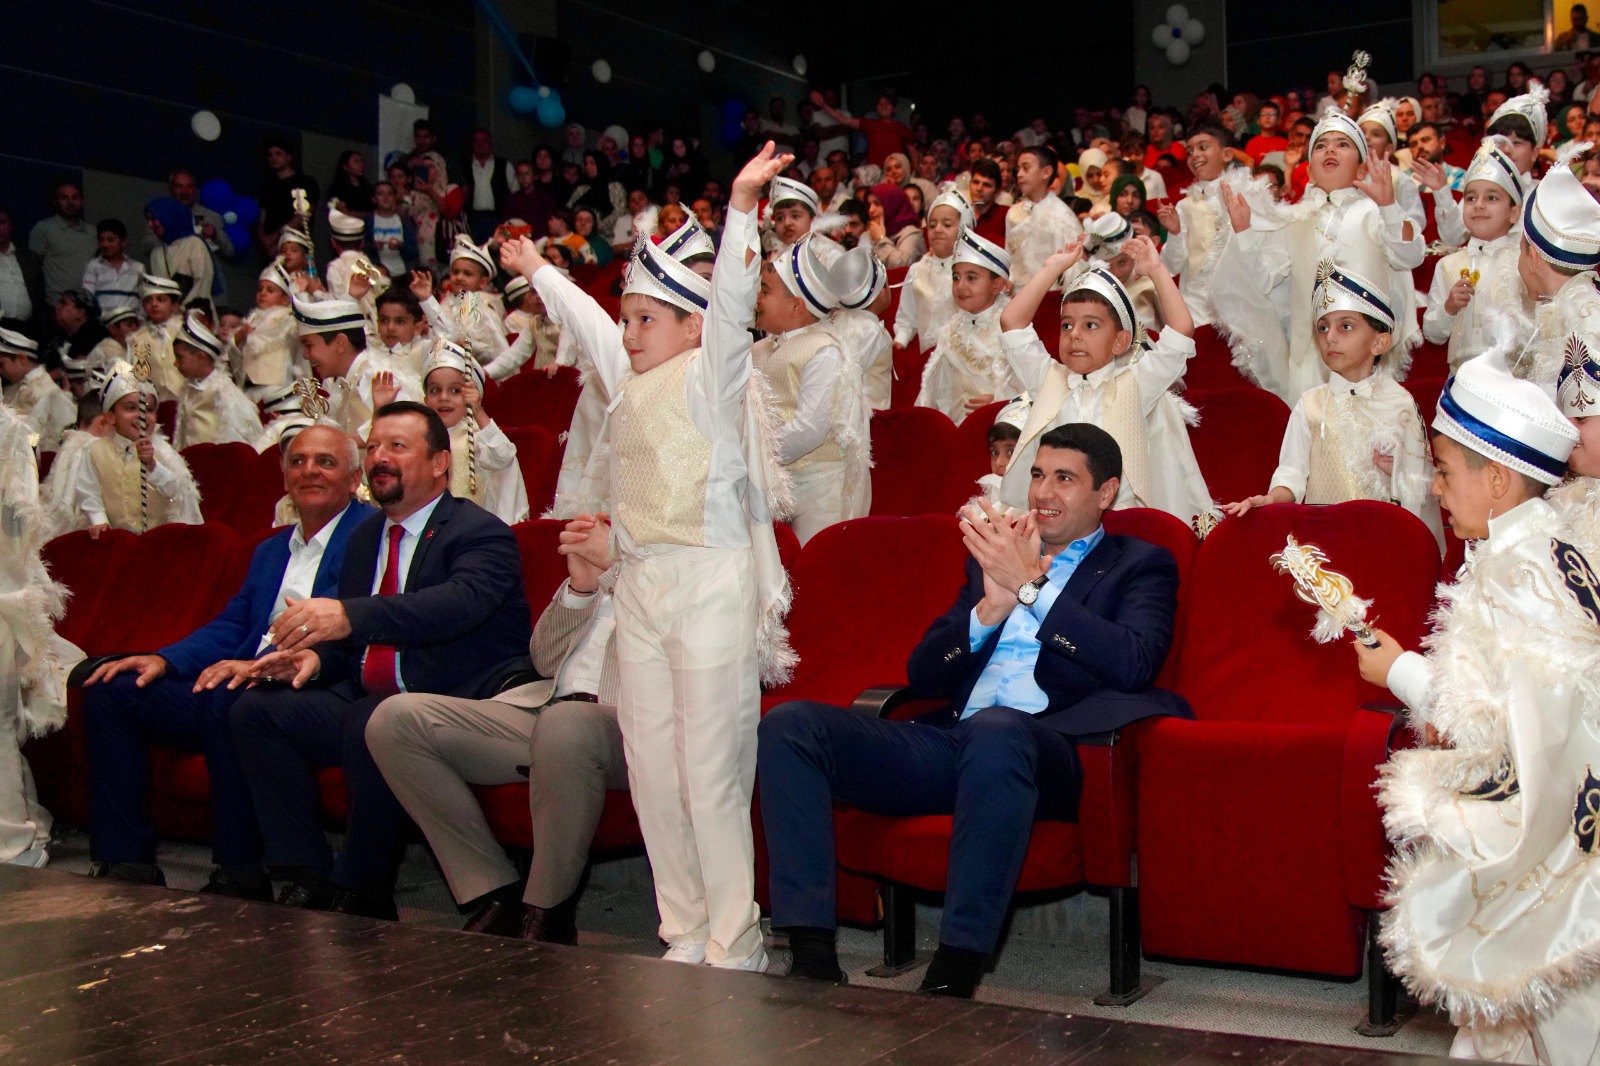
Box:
[230,401,532,919]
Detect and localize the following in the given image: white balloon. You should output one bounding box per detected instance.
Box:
[792,54,807,76]
[1166,39,1191,65]
[222,211,238,225]
[591,58,612,84]
[1165,4,1188,26]
[390,83,416,104]
[190,110,221,141]
[1183,19,1206,46]
[537,85,552,98]
[697,49,716,73]
[1151,23,1174,48]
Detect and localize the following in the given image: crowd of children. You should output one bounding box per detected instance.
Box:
[8,58,1600,1063]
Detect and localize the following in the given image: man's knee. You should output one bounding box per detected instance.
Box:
[364,694,435,760]
[228,688,277,743]
[531,701,616,773]
[959,707,1039,773]
[757,700,829,750]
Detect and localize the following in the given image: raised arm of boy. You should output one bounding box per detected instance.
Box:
[500,237,627,399]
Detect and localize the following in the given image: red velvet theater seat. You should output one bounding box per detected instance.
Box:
[1137,502,1440,989]
[830,509,1195,1001]
[891,339,929,410]
[956,401,1008,486]
[505,425,562,518]
[41,529,138,649]
[182,442,262,529]
[869,408,968,517]
[482,366,581,433]
[1181,325,1253,391]
[1186,387,1291,508]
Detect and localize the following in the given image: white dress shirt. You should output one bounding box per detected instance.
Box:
[0,246,33,321]
[258,503,352,653]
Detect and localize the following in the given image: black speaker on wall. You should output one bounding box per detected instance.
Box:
[518,34,572,88]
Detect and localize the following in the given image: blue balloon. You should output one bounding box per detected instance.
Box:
[536,93,565,128]
[230,195,261,229]
[224,222,252,259]
[509,85,540,114]
[199,179,236,213]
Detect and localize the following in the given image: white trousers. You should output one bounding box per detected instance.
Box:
[0,639,51,864]
[788,461,848,545]
[613,545,762,966]
[1451,986,1600,1064]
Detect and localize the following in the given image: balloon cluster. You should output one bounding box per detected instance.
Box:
[509,84,565,128]
[198,180,261,260]
[1151,4,1206,66]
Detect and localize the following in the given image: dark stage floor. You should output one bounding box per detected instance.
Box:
[0,866,1467,1065]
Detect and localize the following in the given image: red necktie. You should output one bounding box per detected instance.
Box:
[361,525,405,697]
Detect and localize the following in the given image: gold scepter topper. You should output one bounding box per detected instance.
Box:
[1269,535,1380,647]
[292,377,330,421]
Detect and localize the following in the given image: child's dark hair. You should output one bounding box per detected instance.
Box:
[1487,114,1536,143]
[1187,121,1233,149]
[633,294,694,321]
[987,422,1021,446]
[96,218,127,240]
[1019,145,1059,173]
[1061,289,1120,320]
[214,304,243,321]
[838,198,869,224]
[970,158,1003,184]
[1067,196,1094,216]
[376,289,423,319]
[1253,163,1286,185]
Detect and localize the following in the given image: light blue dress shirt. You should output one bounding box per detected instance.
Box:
[962,527,1105,719]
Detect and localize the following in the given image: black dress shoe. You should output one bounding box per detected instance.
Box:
[329,889,399,921]
[521,899,578,946]
[88,862,167,887]
[277,881,334,910]
[462,898,529,938]
[918,945,984,999]
[199,868,272,902]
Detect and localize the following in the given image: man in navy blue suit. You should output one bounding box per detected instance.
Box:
[759,423,1189,997]
[232,401,531,920]
[81,425,373,899]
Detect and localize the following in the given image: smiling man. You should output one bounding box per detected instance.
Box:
[229,402,531,919]
[80,425,372,900]
[757,423,1189,998]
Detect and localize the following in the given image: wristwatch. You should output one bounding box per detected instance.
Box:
[1016,574,1050,606]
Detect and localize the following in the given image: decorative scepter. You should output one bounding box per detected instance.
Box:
[127,350,154,533]
[292,376,329,420]
[1269,535,1380,647]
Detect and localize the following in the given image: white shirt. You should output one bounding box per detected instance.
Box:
[552,583,616,698]
[371,214,406,276]
[471,157,497,211]
[366,491,446,692]
[893,252,957,349]
[0,245,32,321]
[258,504,352,653]
[82,255,146,317]
[1139,166,1168,202]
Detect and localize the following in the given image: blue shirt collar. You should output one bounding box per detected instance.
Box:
[1043,525,1105,584]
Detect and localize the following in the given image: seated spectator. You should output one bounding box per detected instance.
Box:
[230,401,534,919]
[82,219,144,321]
[79,426,372,898]
[865,184,926,267]
[500,160,554,238]
[145,197,215,313]
[46,291,109,397]
[759,425,1188,997]
[568,152,627,234]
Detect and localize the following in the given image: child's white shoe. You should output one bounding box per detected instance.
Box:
[662,941,708,964]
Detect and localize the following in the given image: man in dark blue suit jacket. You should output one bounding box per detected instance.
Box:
[759,424,1190,997]
[82,425,372,899]
[232,401,531,919]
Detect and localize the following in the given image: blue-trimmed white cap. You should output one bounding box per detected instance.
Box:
[329,204,365,241]
[1435,350,1577,485]
[1311,106,1368,163]
[139,272,182,298]
[260,262,294,295]
[1084,211,1133,261]
[1489,79,1550,147]
[770,175,820,216]
[449,234,497,277]
[423,337,486,393]
[0,327,39,357]
[503,275,531,306]
[1463,136,1526,205]
[1312,256,1395,330]
[98,359,157,408]
[622,237,710,315]
[279,226,314,251]
[1558,332,1600,418]
[1523,141,1600,271]
[292,296,366,336]
[1357,98,1398,146]
[827,243,887,311]
[103,305,140,328]
[928,188,974,229]
[177,310,224,360]
[259,382,306,417]
[659,216,715,261]
[953,227,1011,277]
[776,233,843,318]
[1064,266,1146,347]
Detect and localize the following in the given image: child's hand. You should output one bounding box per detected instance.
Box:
[349,271,372,300]
[1444,277,1475,315]
[460,378,482,411]
[963,393,995,413]
[1353,627,1406,687]
[233,323,253,346]
[544,363,560,378]
[371,371,399,409]
[87,522,110,540]
[893,339,906,350]
[136,436,155,471]
[1221,494,1272,517]
[1220,184,1252,233]
[1410,158,1446,192]
[1156,202,1181,235]
[1372,447,1395,477]
[1123,234,1161,277]
[1354,159,1396,207]
[1045,239,1084,275]
[408,269,434,301]
[499,236,548,278]
[731,143,795,213]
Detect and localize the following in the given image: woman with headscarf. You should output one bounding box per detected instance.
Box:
[1076,147,1112,213]
[409,150,465,270]
[572,206,614,266]
[567,151,628,234]
[1109,174,1148,220]
[144,196,214,311]
[659,135,709,203]
[866,183,925,267]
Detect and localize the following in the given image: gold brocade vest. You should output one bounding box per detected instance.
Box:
[243,307,295,386]
[334,377,372,440]
[127,322,184,402]
[88,435,171,531]
[1181,189,1219,279]
[447,420,487,506]
[1016,364,1150,506]
[753,328,842,471]
[1303,388,1380,505]
[177,383,222,448]
[612,351,711,546]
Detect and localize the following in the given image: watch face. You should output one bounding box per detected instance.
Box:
[1017,583,1038,605]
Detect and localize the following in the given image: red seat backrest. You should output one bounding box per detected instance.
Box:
[1172,501,1440,723]
[869,408,968,516]
[42,529,138,649]
[765,515,969,707]
[85,523,251,655]
[955,400,1007,484]
[881,266,910,326]
[1030,300,1061,351]
[1405,377,1446,431]
[483,367,582,432]
[1103,508,1200,688]
[1185,387,1291,507]
[1183,326,1253,391]
[505,425,561,518]
[891,339,928,409]
[513,519,571,624]
[182,442,260,524]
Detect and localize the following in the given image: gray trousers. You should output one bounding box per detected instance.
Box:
[364,694,627,908]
